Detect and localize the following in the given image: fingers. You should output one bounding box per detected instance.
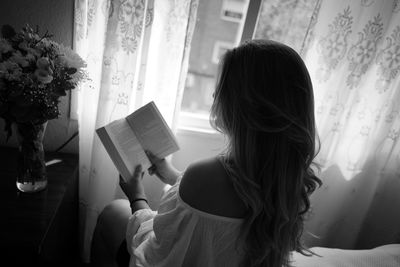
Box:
[120,166,145,185]
[134,164,142,174]
[133,165,144,179]
[119,174,125,184]
[148,165,156,175]
[145,150,163,163]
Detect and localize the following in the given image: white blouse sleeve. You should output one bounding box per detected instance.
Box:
[125,176,244,267]
[125,208,157,258]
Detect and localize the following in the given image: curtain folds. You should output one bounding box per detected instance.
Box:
[256,0,400,249]
[73,0,198,261]
[301,0,400,249]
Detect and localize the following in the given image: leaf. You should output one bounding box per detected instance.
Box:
[54,87,67,96]
[1,24,16,39]
[66,67,77,75]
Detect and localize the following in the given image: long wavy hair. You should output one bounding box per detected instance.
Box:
[210,39,322,267]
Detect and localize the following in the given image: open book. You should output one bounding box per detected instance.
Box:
[96,101,179,181]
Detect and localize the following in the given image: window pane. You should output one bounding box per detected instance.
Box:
[180,0,249,129]
[254,0,318,54]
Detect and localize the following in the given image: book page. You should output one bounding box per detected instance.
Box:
[104,118,151,178]
[126,102,179,159]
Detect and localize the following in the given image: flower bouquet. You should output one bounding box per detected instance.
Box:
[0,24,87,192]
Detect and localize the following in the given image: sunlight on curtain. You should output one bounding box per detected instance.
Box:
[304,0,400,180]
[73,0,198,262]
[256,0,400,250]
[300,0,400,249]
[304,0,400,251]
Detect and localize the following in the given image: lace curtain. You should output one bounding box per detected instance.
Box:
[256,0,400,249]
[302,0,400,249]
[254,0,319,54]
[73,0,198,261]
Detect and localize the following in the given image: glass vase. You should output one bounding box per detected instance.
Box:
[14,121,48,193]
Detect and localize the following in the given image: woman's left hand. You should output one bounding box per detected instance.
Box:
[119,165,146,203]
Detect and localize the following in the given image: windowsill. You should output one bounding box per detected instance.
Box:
[177,126,221,138]
[177,111,222,138]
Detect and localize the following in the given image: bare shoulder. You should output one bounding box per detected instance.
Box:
[179,157,247,218]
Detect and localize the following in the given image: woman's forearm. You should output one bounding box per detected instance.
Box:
[167,167,183,185]
[130,199,150,213]
[127,179,151,213]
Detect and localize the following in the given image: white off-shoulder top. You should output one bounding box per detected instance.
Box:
[125,177,400,267]
[125,176,245,267]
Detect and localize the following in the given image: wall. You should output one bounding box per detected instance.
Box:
[0,0,78,154]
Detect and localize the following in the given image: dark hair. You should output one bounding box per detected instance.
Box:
[210,39,322,267]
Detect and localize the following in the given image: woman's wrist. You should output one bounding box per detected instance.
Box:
[130,197,148,206]
[167,169,182,185]
[130,198,150,213]
[126,180,146,202]
[128,182,149,212]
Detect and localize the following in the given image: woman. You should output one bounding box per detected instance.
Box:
[91,39,322,267]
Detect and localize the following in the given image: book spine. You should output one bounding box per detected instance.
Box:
[96,127,132,181]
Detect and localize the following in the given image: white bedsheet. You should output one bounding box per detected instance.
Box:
[291,244,400,267]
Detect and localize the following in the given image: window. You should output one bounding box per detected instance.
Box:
[179,0,261,133]
[220,0,248,22]
[212,41,235,64]
[178,0,317,133]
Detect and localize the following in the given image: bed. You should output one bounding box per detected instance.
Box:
[291,244,400,267]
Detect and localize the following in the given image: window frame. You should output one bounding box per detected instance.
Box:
[220,0,247,23]
[69,1,263,132]
[177,0,262,135]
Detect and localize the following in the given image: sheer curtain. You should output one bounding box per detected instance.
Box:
[302,0,400,249]
[256,0,400,249]
[254,0,319,53]
[73,0,198,262]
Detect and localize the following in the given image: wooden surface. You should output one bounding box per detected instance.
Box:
[0,146,79,265]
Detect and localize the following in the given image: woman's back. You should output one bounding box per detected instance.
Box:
[208,39,322,266]
[179,156,248,219]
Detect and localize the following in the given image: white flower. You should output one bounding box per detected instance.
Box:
[34,69,53,84]
[25,53,36,62]
[3,61,17,70]
[56,44,86,70]
[2,61,22,81]
[0,38,12,54]
[28,48,41,57]
[18,41,41,58]
[37,57,51,69]
[36,57,53,76]
[36,39,59,52]
[18,41,29,51]
[18,40,41,58]
[32,33,40,41]
[10,51,29,67]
